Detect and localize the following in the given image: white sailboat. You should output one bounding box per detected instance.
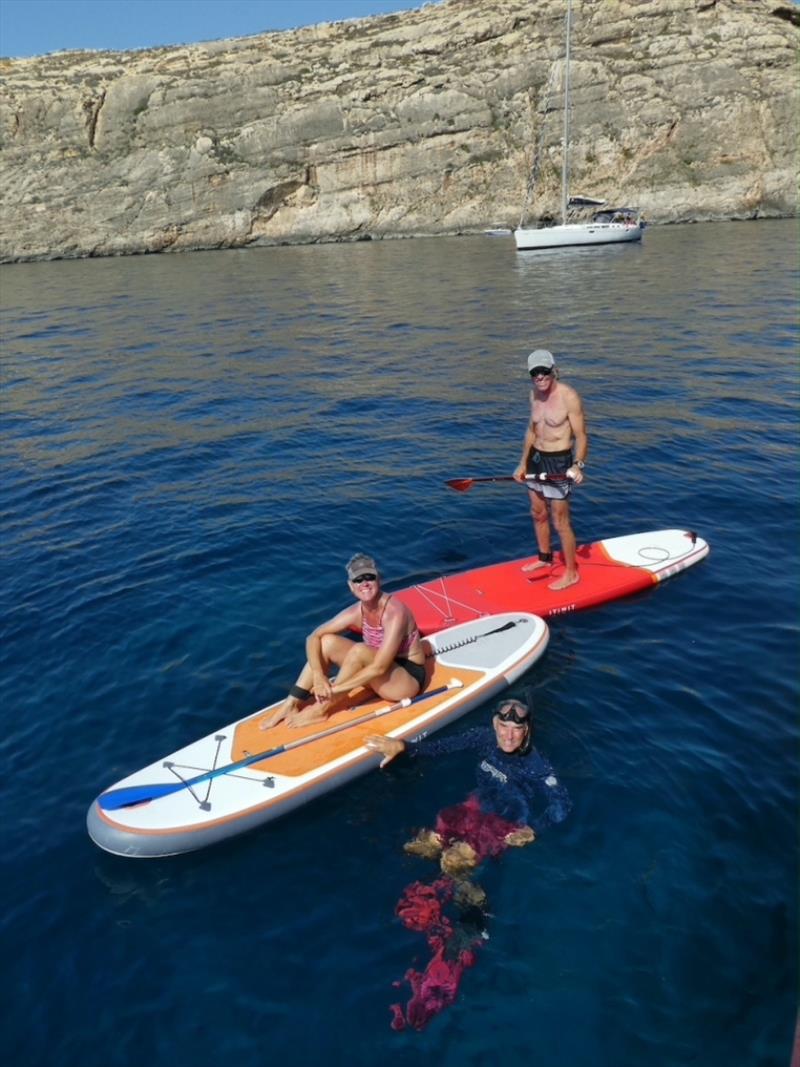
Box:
[513,0,644,251]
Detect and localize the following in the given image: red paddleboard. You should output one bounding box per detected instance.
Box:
[395,528,709,634]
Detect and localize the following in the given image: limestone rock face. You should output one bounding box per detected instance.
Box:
[0,0,796,261]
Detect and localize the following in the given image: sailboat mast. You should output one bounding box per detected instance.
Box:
[561,0,572,225]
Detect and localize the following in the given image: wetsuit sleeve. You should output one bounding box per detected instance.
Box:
[404,726,489,759]
[526,754,572,833]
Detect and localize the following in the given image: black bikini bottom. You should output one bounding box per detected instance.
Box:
[396,656,427,692]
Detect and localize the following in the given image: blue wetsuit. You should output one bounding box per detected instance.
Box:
[406,727,571,834]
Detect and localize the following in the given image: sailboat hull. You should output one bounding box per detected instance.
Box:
[514,221,644,251]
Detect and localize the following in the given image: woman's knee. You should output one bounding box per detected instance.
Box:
[320,633,358,665]
[319,633,338,659]
[341,643,372,671]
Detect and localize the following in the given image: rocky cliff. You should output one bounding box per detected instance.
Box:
[0,0,797,262]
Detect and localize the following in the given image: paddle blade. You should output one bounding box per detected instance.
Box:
[98,780,187,811]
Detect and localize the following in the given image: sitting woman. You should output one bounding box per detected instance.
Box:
[260,553,427,730]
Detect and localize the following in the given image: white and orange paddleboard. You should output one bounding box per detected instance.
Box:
[394,529,709,634]
[87,612,548,858]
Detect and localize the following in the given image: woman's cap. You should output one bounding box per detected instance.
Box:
[526,349,555,371]
[346,553,379,580]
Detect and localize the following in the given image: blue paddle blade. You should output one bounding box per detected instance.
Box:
[98,780,187,810]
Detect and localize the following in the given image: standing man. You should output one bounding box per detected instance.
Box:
[513,349,588,591]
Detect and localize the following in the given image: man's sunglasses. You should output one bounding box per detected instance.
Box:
[529,367,553,378]
[351,573,377,584]
[496,703,530,725]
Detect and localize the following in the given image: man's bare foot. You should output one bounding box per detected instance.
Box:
[521,558,552,574]
[403,829,444,859]
[440,841,478,877]
[548,573,579,592]
[259,697,300,731]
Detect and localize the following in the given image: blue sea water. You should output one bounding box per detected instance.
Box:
[1,220,797,1067]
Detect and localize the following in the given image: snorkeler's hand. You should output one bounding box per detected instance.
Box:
[364,735,406,768]
[505,826,536,847]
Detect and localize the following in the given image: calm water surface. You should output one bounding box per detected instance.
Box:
[1,221,797,1066]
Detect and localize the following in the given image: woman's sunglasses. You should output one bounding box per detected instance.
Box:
[351,573,377,584]
[529,367,553,378]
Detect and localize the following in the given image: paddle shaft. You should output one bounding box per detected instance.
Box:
[446,473,572,492]
[98,681,461,810]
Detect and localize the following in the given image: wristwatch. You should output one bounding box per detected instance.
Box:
[575,459,585,470]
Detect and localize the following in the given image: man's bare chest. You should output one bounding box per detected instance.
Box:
[532,395,569,431]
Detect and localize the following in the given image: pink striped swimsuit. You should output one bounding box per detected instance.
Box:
[361,597,419,655]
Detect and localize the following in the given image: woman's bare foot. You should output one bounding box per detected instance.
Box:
[403,829,444,859]
[259,696,300,731]
[286,702,329,729]
[440,841,478,877]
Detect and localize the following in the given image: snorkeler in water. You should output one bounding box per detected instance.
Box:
[367,696,570,874]
[366,697,571,1030]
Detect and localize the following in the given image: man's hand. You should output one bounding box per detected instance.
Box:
[364,735,406,768]
[505,825,536,847]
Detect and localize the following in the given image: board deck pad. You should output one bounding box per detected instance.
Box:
[87,612,549,858]
[394,528,709,634]
[231,661,486,777]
